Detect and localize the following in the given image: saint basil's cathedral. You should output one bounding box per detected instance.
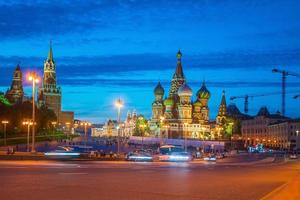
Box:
[150,50,226,139]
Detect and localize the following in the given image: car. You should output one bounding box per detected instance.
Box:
[204,154,217,161]
[159,152,193,162]
[44,146,80,159]
[289,154,298,159]
[126,152,153,162]
[216,153,225,159]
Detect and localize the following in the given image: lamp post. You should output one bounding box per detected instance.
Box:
[139,124,146,150]
[115,98,123,155]
[159,116,165,146]
[22,120,33,152]
[28,72,39,153]
[65,122,71,136]
[229,122,234,150]
[1,120,9,146]
[184,122,188,152]
[51,121,57,135]
[80,121,91,147]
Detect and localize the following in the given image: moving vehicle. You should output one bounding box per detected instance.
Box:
[289,154,298,159]
[126,151,153,162]
[45,146,80,159]
[204,154,217,161]
[159,145,192,162]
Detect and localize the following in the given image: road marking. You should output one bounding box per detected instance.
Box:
[58,173,88,175]
[0,166,27,169]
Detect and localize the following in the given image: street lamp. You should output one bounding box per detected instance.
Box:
[229,122,234,150]
[22,120,33,152]
[65,122,71,136]
[159,116,165,146]
[115,98,123,155]
[139,124,146,150]
[80,121,91,147]
[28,72,39,153]
[296,130,299,150]
[1,120,9,146]
[184,122,188,152]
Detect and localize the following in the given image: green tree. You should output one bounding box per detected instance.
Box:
[133,115,150,136]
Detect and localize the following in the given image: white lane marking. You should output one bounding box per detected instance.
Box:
[0,167,27,169]
[58,173,88,175]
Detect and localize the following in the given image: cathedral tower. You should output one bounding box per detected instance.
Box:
[169,50,186,99]
[38,42,61,122]
[194,81,210,124]
[216,90,227,125]
[177,84,192,123]
[5,64,24,104]
[151,82,165,122]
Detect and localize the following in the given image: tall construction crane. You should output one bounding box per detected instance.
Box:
[272,69,300,116]
[230,92,281,114]
[231,91,300,114]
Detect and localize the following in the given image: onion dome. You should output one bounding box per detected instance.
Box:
[197,81,210,99]
[178,83,192,96]
[193,101,202,107]
[164,97,174,106]
[154,82,164,96]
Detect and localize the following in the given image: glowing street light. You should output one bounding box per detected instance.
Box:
[1,120,9,146]
[28,71,39,153]
[139,123,146,150]
[80,121,91,147]
[115,98,123,155]
[23,120,33,152]
[65,122,71,135]
[159,116,165,145]
[184,122,188,152]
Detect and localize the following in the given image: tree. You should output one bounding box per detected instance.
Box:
[0,101,57,136]
[37,104,57,133]
[133,115,150,136]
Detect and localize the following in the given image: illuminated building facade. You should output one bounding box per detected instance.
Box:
[123,111,137,137]
[38,42,74,125]
[38,42,62,121]
[150,50,225,139]
[241,106,290,148]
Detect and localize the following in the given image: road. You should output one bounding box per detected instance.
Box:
[0,157,299,200]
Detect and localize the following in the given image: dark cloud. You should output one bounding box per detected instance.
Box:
[1,48,300,78]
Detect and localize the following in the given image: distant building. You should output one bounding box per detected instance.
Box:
[241,106,290,149]
[123,111,137,137]
[60,111,75,129]
[91,119,120,137]
[5,64,24,104]
[267,120,300,150]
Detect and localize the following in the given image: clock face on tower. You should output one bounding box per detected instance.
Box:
[46,77,55,85]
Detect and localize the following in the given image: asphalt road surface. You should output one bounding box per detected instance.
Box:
[0,157,299,200]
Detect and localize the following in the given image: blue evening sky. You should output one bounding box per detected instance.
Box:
[0,0,300,122]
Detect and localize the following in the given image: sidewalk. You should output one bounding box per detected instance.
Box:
[261,172,300,200]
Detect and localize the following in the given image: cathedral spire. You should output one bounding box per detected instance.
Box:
[175,49,184,78]
[218,90,227,116]
[221,90,226,106]
[47,40,54,62]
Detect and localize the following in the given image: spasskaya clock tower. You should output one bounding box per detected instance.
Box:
[38,41,62,122]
